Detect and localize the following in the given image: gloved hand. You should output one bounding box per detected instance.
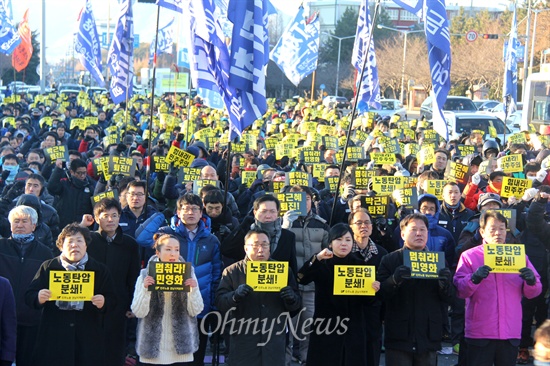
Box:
[366,160,376,169]
[471,265,492,284]
[394,162,404,171]
[471,172,481,186]
[169,163,179,177]
[342,185,355,202]
[507,196,518,205]
[84,135,94,142]
[280,286,296,303]
[233,284,253,302]
[542,157,550,170]
[536,169,548,183]
[218,225,231,238]
[522,188,538,202]
[176,133,184,142]
[238,184,247,193]
[1,170,10,182]
[438,268,452,289]
[116,143,127,153]
[282,209,300,229]
[519,267,537,286]
[392,265,411,285]
[156,171,166,183]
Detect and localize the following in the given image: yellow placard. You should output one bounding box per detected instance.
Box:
[404,251,445,279]
[246,261,288,292]
[508,133,527,144]
[241,170,257,188]
[500,177,532,198]
[165,145,195,167]
[148,262,190,292]
[484,244,526,273]
[497,154,523,174]
[425,180,447,200]
[418,146,435,166]
[372,176,405,196]
[333,265,376,296]
[49,271,95,301]
[370,153,397,165]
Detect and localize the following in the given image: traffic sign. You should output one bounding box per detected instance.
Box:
[466,30,478,42]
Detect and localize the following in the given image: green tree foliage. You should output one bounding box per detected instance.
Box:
[2,30,41,85]
[319,7,358,64]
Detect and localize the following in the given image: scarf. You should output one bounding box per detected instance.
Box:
[56,253,89,311]
[444,201,461,211]
[251,219,282,252]
[13,233,35,256]
[352,238,379,263]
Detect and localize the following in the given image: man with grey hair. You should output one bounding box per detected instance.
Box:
[0,205,53,366]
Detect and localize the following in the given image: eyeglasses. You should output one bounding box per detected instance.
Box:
[246,244,270,250]
[352,221,372,227]
[73,170,87,177]
[180,206,202,213]
[98,213,119,220]
[127,192,145,198]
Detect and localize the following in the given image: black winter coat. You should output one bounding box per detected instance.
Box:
[0,238,53,327]
[25,256,116,366]
[377,248,454,354]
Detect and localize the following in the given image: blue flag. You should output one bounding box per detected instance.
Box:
[352,0,381,110]
[149,18,174,65]
[270,8,320,86]
[0,0,20,55]
[156,0,183,13]
[75,0,105,87]
[107,0,134,104]
[503,6,518,118]
[391,0,423,17]
[186,0,245,137]
[227,0,269,137]
[424,0,451,140]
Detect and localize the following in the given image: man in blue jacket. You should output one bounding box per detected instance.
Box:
[136,193,221,366]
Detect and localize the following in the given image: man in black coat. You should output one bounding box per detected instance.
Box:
[221,194,297,274]
[377,213,454,366]
[81,198,141,366]
[0,205,53,366]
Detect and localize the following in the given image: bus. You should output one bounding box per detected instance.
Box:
[520,50,550,132]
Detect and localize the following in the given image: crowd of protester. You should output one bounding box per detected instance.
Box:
[0,88,548,366]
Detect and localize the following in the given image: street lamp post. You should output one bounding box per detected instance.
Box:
[377,25,424,105]
[321,32,355,96]
[529,9,550,74]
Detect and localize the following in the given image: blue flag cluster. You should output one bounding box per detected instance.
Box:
[75,0,105,87]
[155,0,183,14]
[0,0,20,55]
[185,0,268,138]
[503,7,518,117]
[352,0,381,111]
[269,8,320,86]
[149,18,174,65]
[107,0,134,104]
[393,0,451,140]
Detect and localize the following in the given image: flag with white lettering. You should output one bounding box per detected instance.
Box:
[424,0,451,141]
[0,0,20,54]
[149,18,174,65]
[12,9,32,72]
[270,7,320,86]
[503,6,518,118]
[352,0,381,110]
[227,0,269,137]
[156,0,183,13]
[186,0,245,136]
[75,0,105,87]
[391,0,423,17]
[107,0,134,104]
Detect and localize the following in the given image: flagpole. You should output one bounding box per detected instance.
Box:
[223,141,232,209]
[145,5,161,192]
[310,70,315,102]
[329,0,381,226]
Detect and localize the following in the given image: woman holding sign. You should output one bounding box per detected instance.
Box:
[131,233,204,366]
[298,223,379,366]
[25,223,116,366]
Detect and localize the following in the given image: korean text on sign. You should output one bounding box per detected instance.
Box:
[403,251,445,279]
[44,145,69,163]
[49,271,95,301]
[91,190,118,205]
[487,209,517,232]
[426,180,447,200]
[285,172,311,187]
[148,262,191,292]
[484,244,526,273]
[361,196,389,218]
[500,177,532,199]
[370,153,396,165]
[333,265,376,296]
[109,156,136,177]
[246,261,288,292]
[445,161,470,185]
[276,192,307,216]
[352,167,376,190]
[498,154,524,174]
[166,145,195,167]
[372,176,404,196]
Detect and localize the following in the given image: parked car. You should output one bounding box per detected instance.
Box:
[444,112,511,142]
[473,99,499,111]
[485,102,523,122]
[369,99,407,120]
[322,95,350,109]
[420,96,477,120]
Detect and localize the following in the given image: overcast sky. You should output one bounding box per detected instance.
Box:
[10,0,509,64]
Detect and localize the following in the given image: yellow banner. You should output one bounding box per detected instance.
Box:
[484,244,526,273]
[246,261,288,292]
[165,145,195,167]
[498,154,523,174]
[500,177,532,198]
[49,271,94,301]
[333,265,376,295]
